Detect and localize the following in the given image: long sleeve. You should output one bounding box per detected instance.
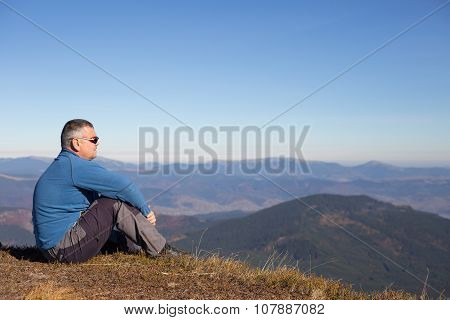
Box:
[71,159,151,216]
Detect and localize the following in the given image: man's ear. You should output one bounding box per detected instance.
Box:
[71,138,81,152]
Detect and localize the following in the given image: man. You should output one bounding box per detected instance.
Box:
[33,119,183,263]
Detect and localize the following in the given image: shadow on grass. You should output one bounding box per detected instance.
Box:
[0,240,140,264]
[2,245,47,263]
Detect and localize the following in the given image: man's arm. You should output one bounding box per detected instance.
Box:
[71,160,151,216]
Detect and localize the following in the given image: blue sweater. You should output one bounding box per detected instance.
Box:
[32,149,151,249]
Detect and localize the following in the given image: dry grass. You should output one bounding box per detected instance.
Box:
[0,247,416,300]
[24,281,81,300]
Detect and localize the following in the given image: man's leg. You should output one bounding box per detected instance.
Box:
[101,229,142,254]
[112,200,166,255]
[54,197,166,263]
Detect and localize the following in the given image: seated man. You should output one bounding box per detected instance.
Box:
[33,119,182,263]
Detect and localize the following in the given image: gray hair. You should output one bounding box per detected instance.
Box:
[61,119,94,149]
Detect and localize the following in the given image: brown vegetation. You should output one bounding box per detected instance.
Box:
[0,247,416,300]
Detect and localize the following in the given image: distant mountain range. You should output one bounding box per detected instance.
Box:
[1,156,450,219]
[174,194,450,296]
[0,224,35,247]
[0,156,137,177]
[2,156,450,180]
[0,207,34,246]
[0,157,51,177]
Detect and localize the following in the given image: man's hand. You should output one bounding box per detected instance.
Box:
[147,210,156,225]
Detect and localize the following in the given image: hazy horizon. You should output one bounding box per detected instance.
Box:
[1,152,450,169]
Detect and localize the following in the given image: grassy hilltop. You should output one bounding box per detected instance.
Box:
[0,246,417,300]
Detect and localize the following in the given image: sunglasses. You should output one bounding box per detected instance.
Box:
[71,136,100,145]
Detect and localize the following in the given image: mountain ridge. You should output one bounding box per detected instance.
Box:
[2,156,450,218]
[174,194,450,297]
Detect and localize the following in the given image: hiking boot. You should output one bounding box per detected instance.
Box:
[159,243,189,257]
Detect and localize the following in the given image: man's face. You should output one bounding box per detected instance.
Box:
[74,126,99,160]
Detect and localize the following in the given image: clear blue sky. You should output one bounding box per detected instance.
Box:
[1,0,449,165]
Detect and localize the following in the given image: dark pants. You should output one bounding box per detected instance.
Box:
[42,197,166,263]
